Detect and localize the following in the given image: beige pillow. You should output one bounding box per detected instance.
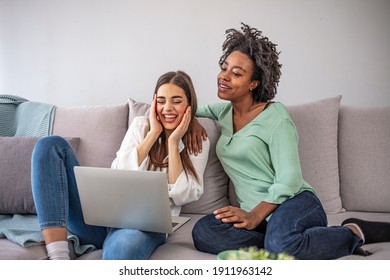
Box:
[0,136,80,214]
[53,103,129,168]
[339,105,390,212]
[287,96,343,213]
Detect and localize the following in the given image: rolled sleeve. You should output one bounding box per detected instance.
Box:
[111,116,150,170]
[265,118,304,204]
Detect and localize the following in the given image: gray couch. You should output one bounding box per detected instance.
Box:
[1,95,389,260]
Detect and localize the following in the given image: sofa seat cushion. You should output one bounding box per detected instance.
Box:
[149,214,217,260]
[338,105,390,212]
[287,96,342,213]
[0,239,48,260]
[0,136,80,214]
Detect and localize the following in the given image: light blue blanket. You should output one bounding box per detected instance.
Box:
[0,94,28,136]
[0,215,95,255]
[0,95,96,256]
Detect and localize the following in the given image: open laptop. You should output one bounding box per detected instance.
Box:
[73,166,190,234]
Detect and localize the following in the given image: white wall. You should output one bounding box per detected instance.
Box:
[1,0,389,107]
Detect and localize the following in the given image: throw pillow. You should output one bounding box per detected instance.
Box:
[0,136,80,214]
[339,105,390,212]
[287,96,343,214]
[52,103,128,168]
[128,98,150,125]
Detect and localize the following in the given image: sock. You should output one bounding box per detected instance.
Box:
[46,241,70,260]
[353,247,372,256]
[342,218,390,244]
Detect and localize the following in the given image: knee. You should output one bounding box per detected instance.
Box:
[103,229,165,260]
[32,135,69,161]
[192,214,216,236]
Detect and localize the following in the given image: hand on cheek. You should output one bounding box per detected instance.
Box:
[169,106,191,144]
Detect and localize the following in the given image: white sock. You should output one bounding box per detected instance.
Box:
[46,241,70,260]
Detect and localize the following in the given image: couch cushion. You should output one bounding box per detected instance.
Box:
[52,104,128,168]
[338,105,390,212]
[128,99,230,214]
[128,98,150,122]
[0,136,80,214]
[0,239,48,260]
[287,96,342,213]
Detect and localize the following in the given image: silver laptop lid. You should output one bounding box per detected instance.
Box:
[74,166,174,233]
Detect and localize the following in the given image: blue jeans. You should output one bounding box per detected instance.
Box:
[31,135,165,259]
[192,191,362,260]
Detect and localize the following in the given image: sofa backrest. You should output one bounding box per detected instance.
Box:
[338,105,390,212]
[52,104,129,168]
[51,98,390,216]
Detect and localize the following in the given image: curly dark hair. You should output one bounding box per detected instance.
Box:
[219,23,282,102]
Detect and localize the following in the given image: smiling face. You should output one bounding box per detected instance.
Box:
[156,83,189,133]
[217,50,259,103]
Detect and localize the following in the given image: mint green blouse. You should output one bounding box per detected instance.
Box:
[197,102,315,214]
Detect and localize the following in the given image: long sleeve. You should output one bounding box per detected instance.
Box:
[265,118,306,204]
[111,116,150,171]
[196,103,229,120]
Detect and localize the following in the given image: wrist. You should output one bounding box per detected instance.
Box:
[250,208,265,223]
[147,130,161,141]
[168,137,180,148]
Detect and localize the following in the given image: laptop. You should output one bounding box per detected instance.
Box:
[73,166,190,234]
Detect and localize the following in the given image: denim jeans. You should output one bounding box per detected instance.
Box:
[192,191,362,260]
[31,135,165,259]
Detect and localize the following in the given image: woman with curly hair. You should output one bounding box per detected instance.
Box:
[190,23,390,259]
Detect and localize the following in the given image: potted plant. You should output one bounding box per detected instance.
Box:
[217,247,295,260]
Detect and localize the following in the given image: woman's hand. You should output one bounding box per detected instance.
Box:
[167,106,191,184]
[169,106,192,145]
[149,94,163,135]
[185,117,208,155]
[213,206,262,230]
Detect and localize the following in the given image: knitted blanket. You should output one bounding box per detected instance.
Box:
[0,214,96,255]
[0,94,55,136]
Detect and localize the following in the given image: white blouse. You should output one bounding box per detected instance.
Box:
[111,116,210,216]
